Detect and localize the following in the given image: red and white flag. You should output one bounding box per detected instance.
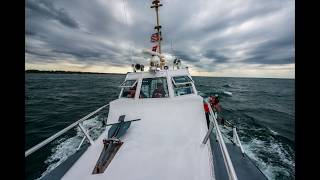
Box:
[151,33,160,42]
[152,45,158,52]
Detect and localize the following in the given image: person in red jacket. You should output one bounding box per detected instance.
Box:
[203,102,210,127]
[209,94,221,112]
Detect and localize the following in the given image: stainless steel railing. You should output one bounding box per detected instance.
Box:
[202,100,238,180]
[233,127,244,155]
[25,104,110,157]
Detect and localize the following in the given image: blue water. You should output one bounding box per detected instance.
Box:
[25,73,295,180]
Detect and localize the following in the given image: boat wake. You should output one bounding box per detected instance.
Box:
[223,84,232,88]
[199,89,233,98]
[242,138,295,180]
[216,124,294,180]
[222,91,232,96]
[37,116,105,180]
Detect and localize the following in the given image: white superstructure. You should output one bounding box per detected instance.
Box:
[62,69,215,180]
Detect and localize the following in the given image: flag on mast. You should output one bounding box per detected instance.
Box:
[152,45,158,52]
[151,33,160,42]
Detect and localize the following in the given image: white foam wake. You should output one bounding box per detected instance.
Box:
[242,138,295,180]
[37,116,105,180]
[223,91,232,96]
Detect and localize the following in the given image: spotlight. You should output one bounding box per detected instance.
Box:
[135,64,141,70]
[133,63,145,72]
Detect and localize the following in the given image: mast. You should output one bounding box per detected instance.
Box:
[151,0,165,69]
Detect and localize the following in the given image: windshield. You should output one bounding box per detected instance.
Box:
[172,76,194,96]
[119,79,137,88]
[121,84,137,98]
[120,80,137,98]
[172,76,193,85]
[140,77,169,98]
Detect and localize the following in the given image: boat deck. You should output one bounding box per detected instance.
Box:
[41,94,268,180]
[59,95,214,180]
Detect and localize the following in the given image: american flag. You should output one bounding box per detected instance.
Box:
[152,45,158,52]
[151,33,160,42]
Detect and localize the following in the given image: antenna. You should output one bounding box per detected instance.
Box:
[151,0,165,69]
[151,0,162,54]
[170,40,176,70]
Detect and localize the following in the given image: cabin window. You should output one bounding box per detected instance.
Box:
[119,79,137,98]
[140,77,169,98]
[172,76,194,96]
[119,79,137,88]
[172,76,193,85]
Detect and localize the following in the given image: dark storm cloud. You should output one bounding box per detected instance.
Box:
[174,50,199,63]
[244,35,294,64]
[26,48,52,58]
[26,0,294,74]
[25,29,36,36]
[203,50,229,63]
[26,0,79,29]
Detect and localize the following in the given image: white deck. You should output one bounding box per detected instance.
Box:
[62,95,215,180]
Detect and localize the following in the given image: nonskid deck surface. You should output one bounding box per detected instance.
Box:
[60,95,214,180]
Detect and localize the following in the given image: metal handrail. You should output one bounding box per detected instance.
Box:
[233,127,244,155]
[25,104,110,157]
[205,101,238,180]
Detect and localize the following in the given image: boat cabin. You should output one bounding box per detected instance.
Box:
[119,68,197,99]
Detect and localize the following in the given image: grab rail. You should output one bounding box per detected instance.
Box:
[25,104,110,157]
[233,127,244,155]
[204,100,238,180]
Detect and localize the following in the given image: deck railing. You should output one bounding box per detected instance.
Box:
[203,100,238,180]
[25,104,110,157]
[233,127,244,155]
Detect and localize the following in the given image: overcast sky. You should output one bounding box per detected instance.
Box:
[26,0,295,78]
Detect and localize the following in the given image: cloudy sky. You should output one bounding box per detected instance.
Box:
[26,0,295,78]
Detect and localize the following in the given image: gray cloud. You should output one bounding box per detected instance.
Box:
[244,34,295,64]
[26,0,80,29]
[174,50,200,63]
[203,50,229,63]
[26,0,295,75]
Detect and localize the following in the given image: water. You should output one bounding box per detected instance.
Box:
[25,73,295,180]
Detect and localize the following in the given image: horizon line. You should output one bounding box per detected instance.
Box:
[25,69,295,80]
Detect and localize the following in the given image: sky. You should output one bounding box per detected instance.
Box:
[25,0,295,78]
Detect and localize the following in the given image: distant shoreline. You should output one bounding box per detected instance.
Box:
[25,69,294,79]
[25,70,125,75]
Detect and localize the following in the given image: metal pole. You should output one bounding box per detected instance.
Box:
[78,123,94,145]
[233,127,237,144]
[77,136,86,151]
[202,121,214,144]
[234,128,245,155]
[155,7,161,54]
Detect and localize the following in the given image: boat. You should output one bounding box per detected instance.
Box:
[25,1,268,180]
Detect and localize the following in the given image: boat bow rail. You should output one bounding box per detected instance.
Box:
[25,103,110,157]
[202,99,268,180]
[202,100,238,180]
